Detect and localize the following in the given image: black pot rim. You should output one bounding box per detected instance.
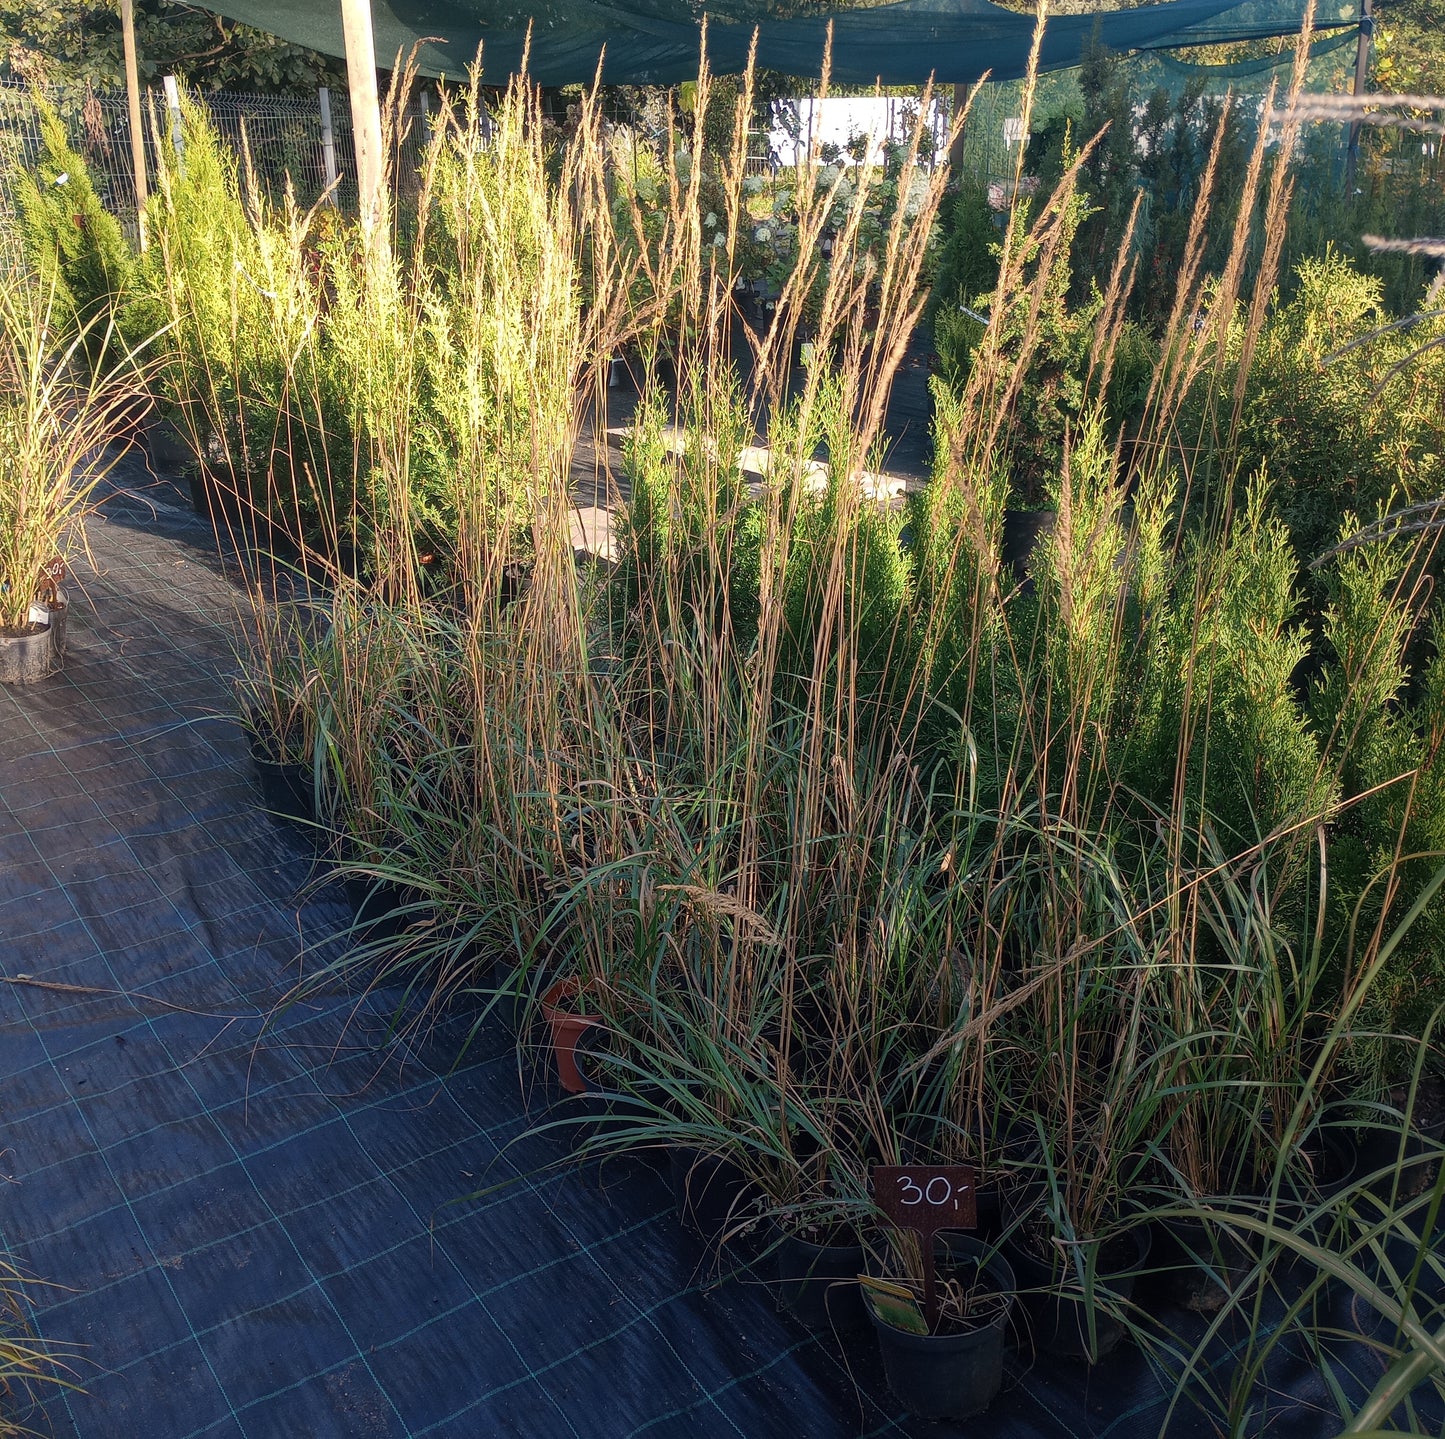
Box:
[1003,1205,1153,1284]
[864,1241,1016,1343]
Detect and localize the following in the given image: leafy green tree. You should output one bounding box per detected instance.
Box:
[1372,0,1445,94]
[0,0,342,93]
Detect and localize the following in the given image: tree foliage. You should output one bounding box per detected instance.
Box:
[13,90,133,361]
[1372,0,1445,94]
[0,0,342,94]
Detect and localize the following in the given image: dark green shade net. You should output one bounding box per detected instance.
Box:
[198,0,1356,88]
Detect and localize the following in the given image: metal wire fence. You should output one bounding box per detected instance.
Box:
[0,77,434,232]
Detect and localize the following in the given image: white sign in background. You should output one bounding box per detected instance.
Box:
[768,96,949,168]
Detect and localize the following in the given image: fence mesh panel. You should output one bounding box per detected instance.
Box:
[0,78,433,232]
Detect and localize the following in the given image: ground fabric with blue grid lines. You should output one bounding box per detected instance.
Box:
[0,448,1372,1437]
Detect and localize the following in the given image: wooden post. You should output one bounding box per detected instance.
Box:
[319,87,340,197]
[948,83,969,174]
[339,0,385,237]
[1344,0,1373,192]
[119,0,148,247]
[162,73,184,168]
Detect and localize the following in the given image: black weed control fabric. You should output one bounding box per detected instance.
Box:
[0,449,1389,1438]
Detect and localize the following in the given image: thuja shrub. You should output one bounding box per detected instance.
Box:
[1312,531,1445,1084]
[927,177,1000,339]
[134,90,278,493]
[1192,249,1445,566]
[1123,478,1337,845]
[14,92,133,367]
[413,81,580,567]
[935,181,1099,506]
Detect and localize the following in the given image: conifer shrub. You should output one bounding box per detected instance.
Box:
[14,92,133,366]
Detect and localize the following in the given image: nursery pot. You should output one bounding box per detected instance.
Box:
[866,1236,1015,1422]
[0,617,56,685]
[540,978,600,1096]
[144,419,195,473]
[1353,1079,1445,1199]
[975,1124,1043,1240]
[244,723,315,828]
[668,1147,753,1244]
[569,1030,669,1163]
[250,753,314,828]
[190,470,242,527]
[487,959,534,1035]
[344,874,428,944]
[775,1227,868,1334]
[191,469,267,549]
[1150,1213,1252,1314]
[1004,1219,1151,1362]
[29,590,67,663]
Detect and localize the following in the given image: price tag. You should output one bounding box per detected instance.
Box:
[40,556,66,583]
[874,1165,977,1232]
[872,1165,977,1331]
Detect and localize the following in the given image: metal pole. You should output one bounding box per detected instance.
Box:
[339,0,385,238]
[162,73,184,169]
[120,0,149,247]
[319,87,339,196]
[1344,0,1373,192]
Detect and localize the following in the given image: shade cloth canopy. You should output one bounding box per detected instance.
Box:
[199,0,1356,90]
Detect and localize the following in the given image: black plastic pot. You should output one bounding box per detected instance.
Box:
[1316,1124,1366,1199]
[567,1033,664,1154]
[190,470,241,527]
[866,1236,1015,1421]
[250,754,314,827]
[668,1148,754,1244]
[344,875,428,944]
[775,1227,868,1334]
[486,959,535,1035]
[1149,1213,1252,1314]
[0,621,56,685]
[191,470,277,553]
[976,1126,1044,1240]
[1004,1221,1152,1362]
[144,418,194,473]
[1352,1088,1445,1199]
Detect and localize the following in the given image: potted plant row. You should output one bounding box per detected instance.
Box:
[1,271,146,686]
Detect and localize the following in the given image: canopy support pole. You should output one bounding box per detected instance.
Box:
[948,83,968,173]
[1344,0,1372,193]
[340,0,385,237]
[120,0,148,248]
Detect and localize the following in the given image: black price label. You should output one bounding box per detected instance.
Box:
[873,1165,977,1234]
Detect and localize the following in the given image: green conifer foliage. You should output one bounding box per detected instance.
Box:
[13,91,133,361]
